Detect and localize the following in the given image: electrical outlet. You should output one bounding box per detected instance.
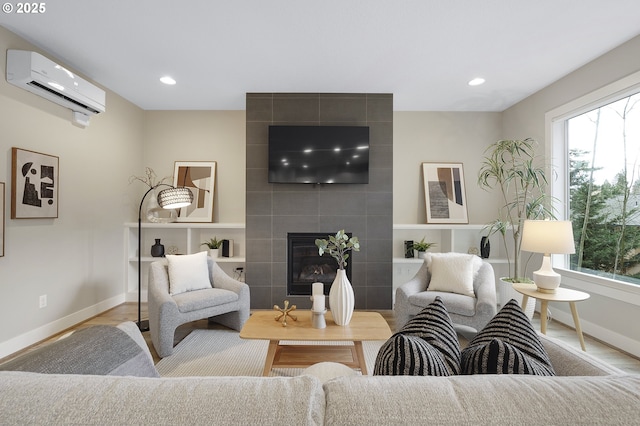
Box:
[39,294,47,308]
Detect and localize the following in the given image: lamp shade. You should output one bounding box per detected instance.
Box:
[521,220,576,255]
[157,187,193,209]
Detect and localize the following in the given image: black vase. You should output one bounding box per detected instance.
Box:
[404,240,414,258]
[151,238,165,257]
[480,236,490,259]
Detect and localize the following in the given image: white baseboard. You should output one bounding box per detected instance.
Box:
[125,290,146,303]
[0,294,125,360]
[549,307,640,359]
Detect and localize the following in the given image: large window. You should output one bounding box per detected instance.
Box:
[566,91,640,285]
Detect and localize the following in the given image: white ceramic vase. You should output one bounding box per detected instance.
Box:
[329,269,354,326]
[209,248,220,258]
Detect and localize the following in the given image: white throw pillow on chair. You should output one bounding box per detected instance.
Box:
[166,251,211,295]
[426,252,480,297]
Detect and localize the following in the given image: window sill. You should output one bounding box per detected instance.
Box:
[557,268,640,306]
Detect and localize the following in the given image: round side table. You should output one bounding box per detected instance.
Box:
[512,283,590,351]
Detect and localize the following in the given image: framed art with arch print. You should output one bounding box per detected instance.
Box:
[422,162,468,224]
[172,161,216,223]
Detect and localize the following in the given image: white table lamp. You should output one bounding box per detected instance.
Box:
[521,220,575,293]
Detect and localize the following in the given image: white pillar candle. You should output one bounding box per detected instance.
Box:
[312,282,324,296]
[312,295,325,312]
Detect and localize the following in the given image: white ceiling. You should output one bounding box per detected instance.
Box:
[1,0,639,111]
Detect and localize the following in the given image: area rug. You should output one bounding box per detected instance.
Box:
[155,328,385,377]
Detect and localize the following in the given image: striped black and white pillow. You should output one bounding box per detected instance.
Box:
[374,296,460,376]
[374,333,453,375]
[461,299,555,376]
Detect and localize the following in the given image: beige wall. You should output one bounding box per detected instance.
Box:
[0,26,145,357]
[142,111,246,222]
[393,111,503,225]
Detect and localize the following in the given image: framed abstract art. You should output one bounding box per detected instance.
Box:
[173,161,216,222]
[422,162,468,224]
[11,147,59,219]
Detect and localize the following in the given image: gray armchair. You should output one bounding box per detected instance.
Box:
[148,257,250,358]
[395,257,497,333]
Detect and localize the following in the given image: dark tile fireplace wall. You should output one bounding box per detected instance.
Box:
[245,93,393,309]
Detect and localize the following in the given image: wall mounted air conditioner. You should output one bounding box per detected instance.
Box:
[6,49,106,127]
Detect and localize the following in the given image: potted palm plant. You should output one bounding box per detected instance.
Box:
[477,138,554,283]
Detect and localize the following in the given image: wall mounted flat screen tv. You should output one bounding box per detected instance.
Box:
[268,125,370,184]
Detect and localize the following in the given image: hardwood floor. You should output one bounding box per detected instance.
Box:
[2,302,640,374]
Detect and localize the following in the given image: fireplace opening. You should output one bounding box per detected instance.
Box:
[287,232,352,296]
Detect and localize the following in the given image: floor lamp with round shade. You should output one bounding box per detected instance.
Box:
[137,185,193,331]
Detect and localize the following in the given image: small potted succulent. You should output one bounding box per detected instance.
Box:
[412,237,436,259]
[201,237,223,258]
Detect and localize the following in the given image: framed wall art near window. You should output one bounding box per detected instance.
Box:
[11,147,59,219]
[173,161,216,222]
[0,182,4,256]
[422,162,468,224]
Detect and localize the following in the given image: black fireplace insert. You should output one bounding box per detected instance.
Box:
[287,232,352,296]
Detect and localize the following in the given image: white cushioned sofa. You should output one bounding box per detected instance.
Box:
[1,320,639,424]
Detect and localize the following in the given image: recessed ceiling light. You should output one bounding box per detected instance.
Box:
[468,77,485,86]
[160,76,176,85]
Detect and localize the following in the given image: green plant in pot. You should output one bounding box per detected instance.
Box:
[315,230,360,326]
[477,138,555,283]
[202,237,223,257]
[411,237,436,259]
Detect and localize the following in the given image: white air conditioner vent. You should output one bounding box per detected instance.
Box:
[6,49,106,125]
[27,80,102,114]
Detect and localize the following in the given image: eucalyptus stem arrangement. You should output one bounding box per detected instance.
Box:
[315,230,360,270]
